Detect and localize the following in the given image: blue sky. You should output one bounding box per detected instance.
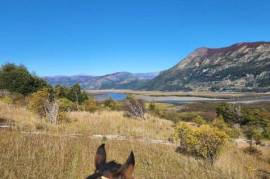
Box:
[0,0,269,76]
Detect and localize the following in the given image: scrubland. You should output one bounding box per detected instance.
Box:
[0,101,270,179]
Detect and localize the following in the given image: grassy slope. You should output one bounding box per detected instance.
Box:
[0,102,269,178]
[1,131,269,179]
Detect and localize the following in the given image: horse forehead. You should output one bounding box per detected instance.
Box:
[101,161,122,172]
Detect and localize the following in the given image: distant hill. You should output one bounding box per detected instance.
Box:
[45,72,159,89]
[145,42,270,92]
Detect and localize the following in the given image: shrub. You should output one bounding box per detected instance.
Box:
[216,103,242,124]
[1,96,13,104]
[103,97,118,110]
[82,99,98,112]
[55,85,68,98]
[243,146,262,156]
[193,115,206,126]
[212,116,240,138]
[58,98,76,112]
[174,123,229,162]
[148,102,156,111]
[243,126,263,149]
[0,63,48,95]
[124,96,145,119]
[28,88,53,117]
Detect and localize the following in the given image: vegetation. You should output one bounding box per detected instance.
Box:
[174,123,229,163]
[216,103,270,139]
[212,116,240,138]
[1,131,269,179]
[0,63,48,96]
[0,63,270,178]
[0,97,270,178]
[124,96,145,119]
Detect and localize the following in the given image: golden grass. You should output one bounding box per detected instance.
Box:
[0,102,41,131]
[0,101,174,140]
[64,111,174,140]
[0,101,270,178]
[1,131,269,179]
[216,144,270,179]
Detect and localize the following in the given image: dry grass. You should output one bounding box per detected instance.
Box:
[0,101,270,178]
[216,144,270,179]
[0,102,41,131]
[1,131,269,179]
[0,102,174,140]
[64,111,174,140]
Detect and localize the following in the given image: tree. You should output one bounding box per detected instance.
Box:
[243,126,263,149]
[124,96,145,119]
[0,63,48,95]
[216,103,242,124]
[55,85,68,98]
[67,84,88,109]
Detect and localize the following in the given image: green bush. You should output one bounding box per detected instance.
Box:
[148,102,156,111]
[193,115,206,126]
[216,103,242,124]
[54,84,88,105]
[0,63,48,96]
[174,123,229,162]
[66,84,88,104]
[103,98,118,110]
[58,98,76,112]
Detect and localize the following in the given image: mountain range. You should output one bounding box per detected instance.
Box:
[45,72,159,90]
[45,41,270,92]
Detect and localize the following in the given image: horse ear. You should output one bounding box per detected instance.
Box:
[95,144,106,171]
[120,151,135,178]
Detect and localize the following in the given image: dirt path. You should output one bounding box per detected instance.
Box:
[19,131,178,146]
[2,124,269,148]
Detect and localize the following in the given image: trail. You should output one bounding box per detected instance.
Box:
[15,130,177,146]
[1,124,269,148]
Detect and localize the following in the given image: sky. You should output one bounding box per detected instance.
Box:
[0,0,269,76]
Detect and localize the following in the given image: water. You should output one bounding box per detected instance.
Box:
[94,92,128,101]
[93,92,270,104]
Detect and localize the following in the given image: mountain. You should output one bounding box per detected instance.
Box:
[45,72,158,89]
[146,42,270,92]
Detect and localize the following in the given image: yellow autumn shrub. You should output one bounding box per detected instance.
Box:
[174,122,229,162]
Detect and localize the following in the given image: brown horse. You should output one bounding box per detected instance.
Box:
[86,144,135,179]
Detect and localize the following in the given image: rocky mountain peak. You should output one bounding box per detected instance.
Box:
[189,41,270,59]
[146,41,270,92]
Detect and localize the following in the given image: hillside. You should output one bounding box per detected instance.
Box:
[1,101,270,179]
[146,42,270,92]
[45,72,159,89]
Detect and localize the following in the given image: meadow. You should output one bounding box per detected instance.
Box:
[0,101,270,179]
